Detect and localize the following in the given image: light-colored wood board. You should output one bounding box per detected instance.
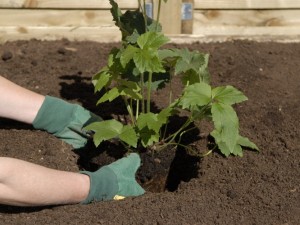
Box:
[0,26,121,43]
[194,10,300,27]
[153,0,182,34]
[0,0,138,9]
[194,0,300,9]
[193,10,300,36]
[193,25,300,37]
[1,26,300,44]
[1,0,300,9]
[168,34,300,43]
[0,9,115,27]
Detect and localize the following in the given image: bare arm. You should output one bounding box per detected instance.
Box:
[0,75,45,124]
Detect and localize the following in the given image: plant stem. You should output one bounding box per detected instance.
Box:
[124,97,135,125]
[143,0,148,32]
[141,73,145,113]
[156,141,185,152]
[155,0,162,31]
[164,116,193,144]
[161,69,174,140]
[136,99,140,119]
[147,72,153,113]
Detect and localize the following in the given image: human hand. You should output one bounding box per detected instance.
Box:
[33,96,102,148]
[80,153,145,203]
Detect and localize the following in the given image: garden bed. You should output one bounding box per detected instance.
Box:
[0,39,299,225]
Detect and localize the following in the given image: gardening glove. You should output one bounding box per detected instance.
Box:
[32,95,102,149]
[80,153,145,204]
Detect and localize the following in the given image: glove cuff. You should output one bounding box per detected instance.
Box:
[32,96,75,134]
[80,167,119,204]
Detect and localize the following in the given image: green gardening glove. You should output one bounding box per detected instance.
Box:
[80,153,145,203]
[33,96,102,149]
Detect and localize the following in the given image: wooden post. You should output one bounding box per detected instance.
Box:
[181,0,194,34]
[153,0,182,34]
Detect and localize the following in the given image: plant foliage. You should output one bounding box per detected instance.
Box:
[85,0,258,157]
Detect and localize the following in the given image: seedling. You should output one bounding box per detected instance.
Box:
[85,0,258,157]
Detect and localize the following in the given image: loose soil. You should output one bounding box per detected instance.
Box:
[0,39,299,225]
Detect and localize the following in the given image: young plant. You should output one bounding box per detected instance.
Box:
[85,0,258,157]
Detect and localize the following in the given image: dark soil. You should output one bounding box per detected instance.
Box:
[0,39,299,225]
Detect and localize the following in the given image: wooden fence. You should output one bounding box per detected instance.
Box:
[1,0,300,43]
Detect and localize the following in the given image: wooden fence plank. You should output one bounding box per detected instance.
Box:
[168,34,300,43]
[193,10,300,36]
[194,10,300,28]
[193,26,300,37]
[0,26,121,43]
[2,25,299,44]
[194,0,300,9]
[3,0,300,10]
[0,0,138,9]
[0,9,115,27]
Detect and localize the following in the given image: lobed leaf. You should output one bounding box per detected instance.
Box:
[84,120,123,147]
[97,80,142,104]
[137,112,161,132]
[210,103,258,156]
[120,45,138,68]
[85,120,138,148]
[212,86,248,105]
[137,31,169,50]
[237,135,259,150]
[139,127,160,147]
[211,102,239,152]
[180,82,212,109]
[119,125,138,147]
[133,49,165,73]
[136,112,166,147]
[93,70,111,93]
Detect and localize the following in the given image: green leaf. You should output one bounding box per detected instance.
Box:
[233,144,244,157]
[139,127,160,147]
[191,105,212,121]
[157,106,176,124]
[97,87,120,104]
[210,134,231,157]
[84,120,123,147]
[136,112,164,147]
[119,125,138,147]
[173,49,208,74]
[211,104,258,157]
[137,31,169,50]
[181,70,201,86]
[125,30,140,44]
[93,71,111,92]
[144,70,170,90]
[97,81,142,104]
[121,32,169,73]
[120,45,138,68]
[147,20,162,32]
[180,83,212,109]
[211,103,239,152]
[212,86,248,105]
[158,49,177,60]
[133,49,165,73]
[109,0,122,26]
[85,120,138,148]
[237,135,259,150]
[137,113,161,132]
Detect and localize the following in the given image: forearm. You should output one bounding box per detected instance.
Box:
[0,76,45,124]
[0,157,89,206]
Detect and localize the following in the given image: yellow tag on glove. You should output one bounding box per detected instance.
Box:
[113,195,125,200]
